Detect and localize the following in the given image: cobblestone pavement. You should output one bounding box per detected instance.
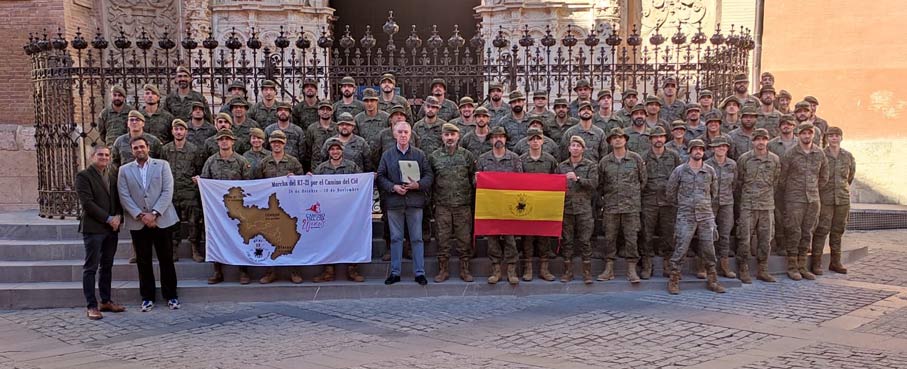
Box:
[0,230,905,369]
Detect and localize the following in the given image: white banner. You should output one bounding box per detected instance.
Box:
[199,173,374,266]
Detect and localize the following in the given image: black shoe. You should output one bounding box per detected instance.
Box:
[415,275,428,285]
[384,274,401,285]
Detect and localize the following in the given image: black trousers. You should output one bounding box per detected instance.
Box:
[131,226,178,302]
[82,231,118,308]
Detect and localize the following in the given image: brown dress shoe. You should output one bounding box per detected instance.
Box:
[87,307,103,320]
[99,301,126,313]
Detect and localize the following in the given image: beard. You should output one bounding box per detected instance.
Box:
[633,118,645,126]
[493,141,504,149]
[305,90,316,98]
[491,95,501,102]
[340,130,352,137]
[178,81,189,89]
[511,105,523,113]
[112,99,124,107]
[735,85,747,94]
[342,90,353,98]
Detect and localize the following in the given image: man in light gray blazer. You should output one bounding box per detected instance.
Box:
[118,136,180,312]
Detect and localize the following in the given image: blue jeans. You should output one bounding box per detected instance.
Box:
[82,231,118,308]
[387,207,425,277]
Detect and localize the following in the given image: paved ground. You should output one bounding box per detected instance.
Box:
[1,230,906,369]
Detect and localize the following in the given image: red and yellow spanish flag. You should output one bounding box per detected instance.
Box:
[474,172,567,237]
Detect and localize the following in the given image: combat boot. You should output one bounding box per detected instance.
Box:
[662,257,671,277]
[506,264,519,285]
[626,259,641,284]
[238,268,251,285]
[786,256,802,280]
[582,261,593,285]
[434,258,450,283]
[347,265,365,282]
[207,263,224,284]
[667,271,680,295]
[756,261,777,282]
[290,271,304,284]
[718,257,736,278]
[538,259,556,281]
[312,265,335,283]
[706,269,726,293]
[560,261,574,283]
[597,259,614,281]
[828,252,848,274]
[190,241,205,263]
[487,263,502,284]
[172,240,180,262]
[810,255,824,276]
[736,260,752,284]
[695,257,707,279]
[258,269,276,284]
[640,256,653,280]
[522,260,533,281]
[797,255,816,280]
[459,260,474,282]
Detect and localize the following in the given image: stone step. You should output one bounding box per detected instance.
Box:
[0,278,744,310]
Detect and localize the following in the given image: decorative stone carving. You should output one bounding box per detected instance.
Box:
[640,0,711,39]
[104,0,180,39]
[185,0,212,38]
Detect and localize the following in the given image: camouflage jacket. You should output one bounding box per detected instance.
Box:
[592,112,624,133]
[321,135,372,172]
[248,101,279,128]
[735,151,781,210]
[546,117,579,146]
[558,158,599,215]
[264,122,306,158]
[727,127,754,160]
[704,156,737,206]
[291,99,320,128]
[201,152,252,180]
[429,147,476,207]
[304,121,338,165]
[513,136,559,158]
[642,148,682,207]
[780,144,829,204]
[256,154,304,179]
[666,163,718,221]
[492,113,531,151]
[164,91,210,122]
[477,150,523,173]
[313,158,362,175]
[598,151,647,214]
[186,120,216,148]
[481,101,510,122]
[756,109,782,138]
[354,110,390,144]
[767,136,796,158]
[333,99,366,122]
[626,127,651,154]
[242,149,271,175]
[520,152,559,174]
[659,99,687,123]
[97,104,134,144]
[459,130,492,159]
[160,141,204,201]
[819,147,855,206]
[141,108,175,144]
[561,123,608,162]
[111,133,162,167]
[413,118,448,157]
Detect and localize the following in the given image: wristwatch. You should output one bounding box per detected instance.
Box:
[151,210,161,218]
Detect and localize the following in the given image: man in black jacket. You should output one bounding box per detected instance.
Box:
[75,145,126,320]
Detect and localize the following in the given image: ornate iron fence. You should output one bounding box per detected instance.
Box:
[24,12,752,218]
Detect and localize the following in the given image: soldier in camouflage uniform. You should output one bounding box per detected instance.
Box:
[448,96,478,136]
[548,97,579,148]
[477,127,523,285]
[242,128,270,174]
[186,101,216,148]
[615,88,638,127]
[643,96,670,133]
[219,80,247,114]
[333,76,365,121]
[804,96,829,141]
[322,112,372,171]
[482,81,510,122]
[140,84,174,143]
[756,85,782,138]
[111,110,163,166]
[161,118,205,262]
[255,130,306,284]
[561,102,607,162]
[665,139,725,294]
[519,127,559,281]
[735,128,780,283]
[626,103,652,154]
[292,78,321,129]
[513,117,558,157]
[419,78,459,121]
[640,126,681,279]
[666,120,689,162]
[558,135,600,283]
[203,113,234,157]
[598,127,647,284]
[727,105,758,161]
[697,111,732,160]
[264,101,305,158]
[198,128,253,285]
[731,73,761,107]
[704,136,737,279]
[768,114,797,157]
[568,79,598,117]
[593,89,623,133]
[719,96,742,133]
[698,89,720,119]
[528,91,555,126]
[780,123,828,281]
[248,80,280,127]
[460,106,493,158]
[776,89,792,114]
[493,91,531,150]
[794,100,824,147]
[164,66,211,123]
[304,100,339,169]
[429,123,477,283]
[413,96,448,158]
[684,104,706,142]
[355,88,390,145]
[97,85,134,145]
[659,76,687,123]
[377,73,412,120]
[227,98,261,154]
[811,126,854,275]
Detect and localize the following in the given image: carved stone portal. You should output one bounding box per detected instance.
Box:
[104,0,181,39]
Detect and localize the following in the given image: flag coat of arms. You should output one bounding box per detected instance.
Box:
[474,172,567,237]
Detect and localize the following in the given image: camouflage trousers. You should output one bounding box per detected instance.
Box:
[486,235,518,264]
[640,204,676,258]
[670,214,717,272]
[434,205,473,261]
[736,209,774,263]
[812,204,850,256]
[784,201,820,257]
[603,212,640,261]
[712,204,735,257]
[771,194,787,255]
[172,198,201,246]
[561,213,593,261]
[521,236,552,260]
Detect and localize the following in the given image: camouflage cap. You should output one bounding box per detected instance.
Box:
[597,89,613,100]
[175,66,191,75]
[458,96,475,107]
[276,101,292,110]
[553,97,569,107]
[527,127,544,139]
[528,115,545,127]
[488,81,503,91]
[671,120,687,130]
[532,91,547,99]
[111,85,126,97]
[719,96,741,109]
[143,84,160,96]
[606,127,629,143]
[662,76,678,86]
[362,88,379,101]
[703,111,722,123]
[337,112,356,125]
[826,126,843,136]
[430,78,447,89]
[796,122,816,134]
[379,73,396,84]
[630,103,646,114]
[698,89,714,98]
[489,126,508,138]
[778,89,792,99]
[215,112,233,125]
[578,101,594,112]
[688,139,706,152]
[759,85,776,95]
[621,88,638,98]
[644,95,662,106]
[473,106,490,117]
[709,136,731,147]
[794,101,811,112]
[779,114,796,125]
[573,79,592,91]
[317,99,333,109]
[733,73,749,83]
[268,129,287,143]
[741,105,759,116]
[228,79,247,92]
[190,101,205,109]
[127,110,145,122]
[249,127,266,140]
[424,95,441,107]
[441,123,460,134]
[325,137,344,150]
[171,119,188,129]
[508,90,526,102]
[302,78,318,88]
[804,96,819,105]
[228,97,249,108]
[649,126,668,137]
[570,135,586,148]
[339,76,356,86]
[389,105,407,116]
[753,128,770,140]
[685,103,702,113]
[261,80,277,89]
[215,128,235,140]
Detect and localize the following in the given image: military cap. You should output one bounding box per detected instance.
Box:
[794,101,811,112]
[527,127,544,139]
[644,95,662,106]
[215,128,235,140]
[686,103,702,113]
[337,112,356,125]
[532,91,548,99]
[339,76,356,86]
[597,90,613,100]
[779,114,796,125]
[458,96,475,108]
[276,101,292,110]
[719,96,741,109]
[302,78,318,88]
[143,84,160,96]
[228,79,247,93]
[703,111,723,123]
[528,115,545,126]
[796,122,816,134]
[442,123,460,134]
[127,110,145,122]
[649,126,668,137]
[662,76,678,86]
[622,88,638,98]
[424,95,441,107]
[761,71,775,80]
[698,89,713,98]
[261,80,277,89]
[389,105,407,116]
[473,106,490,116]
[578,101,594,112]
[489,126,508,138]
[826,126,843,136]
[753,128,770,140]
[508,90,526,102]
[111,85,127,97]
[759,85,776,95]
[570,135,586,148]
[430,78,447,89]
[741,105,759,116]
[175,66,191,75]
[778,89,792,99]
[317,99,333,109]
[379,73,396,84]
[553,97,569,107]
[362,88,379,101]
[325,137,344,150]
[249,127,266,140]
[804,96,819,105]
[606,127,630,143]
[268,129,287,143]
[709,136,731,147]
[688,139,706,152]
[215,112,233,125]
[573,79,592,91]
[630,103,646,114]
[671,120,687,131]
[171,119,188,129]
[228,97,249,108]
[488,81,503,91]
[190,101,205,109]
[733,73,749,83]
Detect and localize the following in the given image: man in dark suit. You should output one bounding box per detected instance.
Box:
[118,136,181,312]
[75,145,126,320]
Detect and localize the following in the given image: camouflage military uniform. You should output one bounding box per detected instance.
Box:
[304,121,338,168]
[568,99,598,117]
[547,117,579,147]
[142,109,175,143]
[97,104,134,144]
[659,99,687,123]
[640,148,681,259]
[372,126,418,168]
[684,124,707,143]
[378,95,410,118]
[164,91,210,122]
[291,99,320,128]
[322,134,371,171]
[599,150,647,263]
[249,101,279,128]
[481,101,509,122]
[665,162,718,272]
[204,120,260,157]
[768,136,796,157]
[812,146,855,262]
[333,100,366,122]
[626,127,651,154]
[255,153,304,179]
[513,135,559,157]
[665,140,689,162]
[493,114,530,151]
[477,150,523,265]
[429,146,477,264]
[727,128,753,160]
[201,151,252,180]
[313,158,361,175]
[186,121,216,148]
[459,130,492,158]
[561,124,607,162]
[736,150,781,264]
[242,148,271,175]
[696,132,733,160]
[780,143,828,260]
[593,113,624,133]
[435,98,460,122]
[559,158,599,262]
[111,133,163,166]
[757,109,782,138]
[704,156,736,258]
[448,117,477,137]
[519,151,559,264]
[413,119,448,157]
[264,123,305,158]
[160,140,205,257]
[354,110,390,144]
